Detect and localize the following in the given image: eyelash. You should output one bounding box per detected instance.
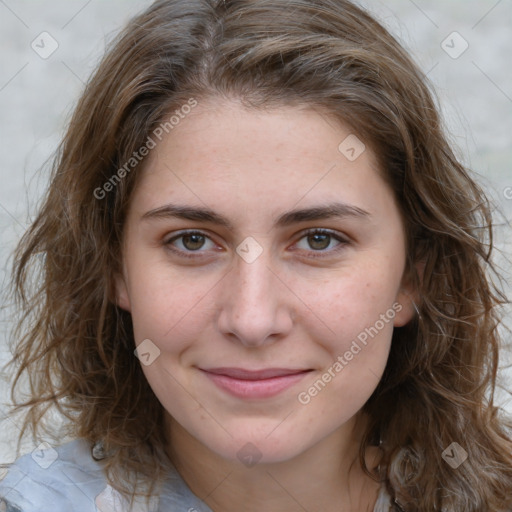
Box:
[164,228,350,260]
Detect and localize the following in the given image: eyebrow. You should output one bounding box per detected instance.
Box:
[141,202,371,229]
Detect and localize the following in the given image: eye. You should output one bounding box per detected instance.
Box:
[164,228,350,260]
[294,229,349,256]
[164,230,217,256]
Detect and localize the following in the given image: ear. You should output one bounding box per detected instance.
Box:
[393,260,425,327]
[114,272,132,312]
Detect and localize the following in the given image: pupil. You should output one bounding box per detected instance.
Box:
[183,234,205,250]
[309,233,330,250]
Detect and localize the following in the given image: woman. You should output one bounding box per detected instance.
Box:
[1,0,511,510]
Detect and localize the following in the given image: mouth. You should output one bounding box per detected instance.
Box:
[198,367,313,399]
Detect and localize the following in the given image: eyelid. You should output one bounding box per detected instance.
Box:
[164,229,216,245]
[298,227,350,243]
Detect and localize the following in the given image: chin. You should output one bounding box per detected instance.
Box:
[202,426,312,466]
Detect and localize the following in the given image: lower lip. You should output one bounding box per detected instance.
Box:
[201,370,310,399]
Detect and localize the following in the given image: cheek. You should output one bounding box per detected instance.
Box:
[298,264,402,340]
[297,275,396,416]
[127,263,216,349]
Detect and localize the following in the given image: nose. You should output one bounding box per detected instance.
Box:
[217,249,294,348]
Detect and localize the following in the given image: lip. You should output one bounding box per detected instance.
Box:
[199,367,312,399]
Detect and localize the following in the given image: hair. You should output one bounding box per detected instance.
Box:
[4,0,512,510]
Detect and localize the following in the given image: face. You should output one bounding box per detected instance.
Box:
[115,99,416,464]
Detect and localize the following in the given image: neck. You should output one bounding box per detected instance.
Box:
[165,412,382,512]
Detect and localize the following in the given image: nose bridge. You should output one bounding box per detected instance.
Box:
[235,254,274,305]
[218,247,293,346]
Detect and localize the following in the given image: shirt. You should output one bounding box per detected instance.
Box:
[0,439,393,511]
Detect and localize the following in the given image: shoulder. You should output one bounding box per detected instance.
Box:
[0,439,214,512]
[0,438,106,512]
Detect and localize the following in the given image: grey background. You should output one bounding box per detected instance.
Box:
[0,0,511,464]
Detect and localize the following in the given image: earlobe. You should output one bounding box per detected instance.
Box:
[393,260,424,327]
[393,292,418,327]
[114,273,131,312]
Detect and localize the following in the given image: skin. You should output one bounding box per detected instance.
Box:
[115,98,417,512]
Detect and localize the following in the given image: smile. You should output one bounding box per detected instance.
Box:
[198,367,313,399]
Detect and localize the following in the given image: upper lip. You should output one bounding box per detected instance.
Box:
[199,367,312,380]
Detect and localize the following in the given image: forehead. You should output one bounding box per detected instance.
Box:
[129,99,391,221]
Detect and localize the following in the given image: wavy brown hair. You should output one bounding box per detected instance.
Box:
[4,0,512,510]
